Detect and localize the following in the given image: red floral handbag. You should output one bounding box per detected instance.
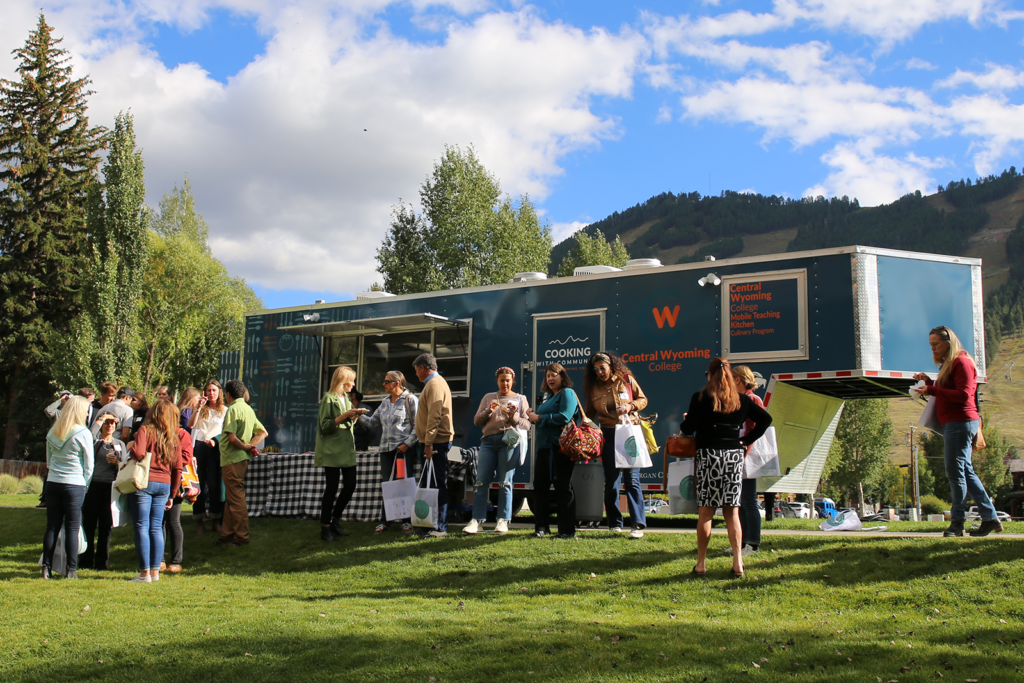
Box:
[558,391,604,461]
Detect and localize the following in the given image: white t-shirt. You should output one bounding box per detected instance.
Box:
[91,400,134,438]
[192,406,227,442]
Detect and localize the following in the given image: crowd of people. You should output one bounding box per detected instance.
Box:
[38,324,997,581]
[40,378,266,581]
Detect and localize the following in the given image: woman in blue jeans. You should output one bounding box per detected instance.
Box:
[584,352,648,539]
[465,367,531,534]
[42,397,94,579]
[914,325,1001,537]
[127,400,184,582]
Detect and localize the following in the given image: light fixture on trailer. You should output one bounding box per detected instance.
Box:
[697,272,721,287]
[303,312,320,323]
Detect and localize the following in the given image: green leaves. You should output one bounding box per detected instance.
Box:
[376,144,552,294]
[555,228,630,276]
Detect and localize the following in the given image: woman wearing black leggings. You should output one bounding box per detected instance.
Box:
[315,366,362,542]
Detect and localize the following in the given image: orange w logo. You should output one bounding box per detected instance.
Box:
[652,305,680,329]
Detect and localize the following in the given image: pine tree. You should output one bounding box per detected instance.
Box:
[0,14,107,459]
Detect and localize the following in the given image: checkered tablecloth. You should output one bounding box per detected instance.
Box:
[242,451,411,521]
[244,454,275,517]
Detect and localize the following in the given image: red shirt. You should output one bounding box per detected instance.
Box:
[924,352,980,425]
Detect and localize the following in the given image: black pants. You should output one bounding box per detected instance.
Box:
[533,447,577,536]
[80,480,114,569]
[42,482,86,572]
[321,466,357,525]
[163,500,183,564]
[192,439,223,519]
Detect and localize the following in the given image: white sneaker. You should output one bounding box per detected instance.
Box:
[628,526,644,539]
[463,519,482,534]
[494,519,509,534]
[741,544,759,557]
[130,573,152,583]
[424,530,447,538]
[152,572,160,582]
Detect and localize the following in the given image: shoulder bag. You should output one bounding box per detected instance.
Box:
[115,451,153,495]
[558,390,604,461]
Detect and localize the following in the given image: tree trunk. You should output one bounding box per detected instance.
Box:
[857,481,866,517]
[3,359,23,460]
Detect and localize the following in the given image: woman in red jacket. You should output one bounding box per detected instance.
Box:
[913,326,1000,537]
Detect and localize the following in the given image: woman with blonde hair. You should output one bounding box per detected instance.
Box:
[913,325,1000,537]
[189,380,227,535]
[127,399,184,583]
[680,357,771,577]
[177,387,200,430]
[315,365,363,542]
[732,365,766,556]
[41,396,94,579]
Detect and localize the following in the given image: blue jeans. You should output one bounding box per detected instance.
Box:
[600,427,646,529]
[42,482,87,571]
[739,478,761,548]
[943,420,997,523]
[420,442,451,532]
[472,433,518,520]
[131,481,171,571]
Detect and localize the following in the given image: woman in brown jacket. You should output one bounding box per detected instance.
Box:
[584,352,648,538]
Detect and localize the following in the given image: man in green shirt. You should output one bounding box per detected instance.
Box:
[216,379,268,547]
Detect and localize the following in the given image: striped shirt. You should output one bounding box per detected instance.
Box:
[360,391,419,452]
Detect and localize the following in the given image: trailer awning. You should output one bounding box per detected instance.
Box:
[281,312,468,337]
[764,369,948,401]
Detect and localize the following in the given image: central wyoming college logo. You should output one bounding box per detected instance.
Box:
[652,305,680,329]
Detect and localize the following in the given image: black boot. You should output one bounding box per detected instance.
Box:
[321,527,338,543]
[969,519,1004,537]
[329,520,349,537]
[943,521,964,537]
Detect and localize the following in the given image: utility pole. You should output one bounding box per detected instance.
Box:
[906,424,920,521]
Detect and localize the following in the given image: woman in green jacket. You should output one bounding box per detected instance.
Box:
[316,365,363,542]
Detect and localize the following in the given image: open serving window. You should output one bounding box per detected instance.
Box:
[281,313,472,399]
[721,268,808,363]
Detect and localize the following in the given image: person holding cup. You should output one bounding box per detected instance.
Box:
[79,412,128,570]
[466,367,532,534]
[189,380,227,536]
[315,366,365,542]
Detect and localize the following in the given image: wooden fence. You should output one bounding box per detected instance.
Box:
[0,459,47,479]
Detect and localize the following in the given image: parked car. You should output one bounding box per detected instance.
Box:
[772,501,801,519]
[814,498,838,519]
[645,497,669,515]
[966,506,1011,522]
[789,502,813,519]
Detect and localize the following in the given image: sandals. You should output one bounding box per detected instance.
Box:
[691,566,707,577]
[730,568,745,578]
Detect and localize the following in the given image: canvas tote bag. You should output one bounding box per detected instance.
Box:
[613,414,653,469]
[412,459,440,529]
[382,455,417,521]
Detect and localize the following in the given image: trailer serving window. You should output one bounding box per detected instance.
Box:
[282,313,472,399]
[721,268,808,363]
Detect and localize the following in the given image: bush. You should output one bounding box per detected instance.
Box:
[0,474,20,495]
[920,494,951,516]
[18,475,43,495]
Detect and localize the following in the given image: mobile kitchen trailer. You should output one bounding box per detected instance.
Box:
[238,245,985,503]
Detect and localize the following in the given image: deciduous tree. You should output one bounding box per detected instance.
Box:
[555,229,630,276]
[822,399,894,512]
[376,144,551,293]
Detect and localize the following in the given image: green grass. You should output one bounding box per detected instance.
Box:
[2,508,1022,683]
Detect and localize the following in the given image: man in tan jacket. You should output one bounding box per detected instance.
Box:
[413,353,453,538]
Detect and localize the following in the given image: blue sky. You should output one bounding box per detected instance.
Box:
[3,1,1024,310]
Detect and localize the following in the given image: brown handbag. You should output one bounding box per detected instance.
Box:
[973,419,986,451]
[666,433,696,458]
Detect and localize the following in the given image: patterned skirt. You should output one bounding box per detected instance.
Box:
[694,448,744,508]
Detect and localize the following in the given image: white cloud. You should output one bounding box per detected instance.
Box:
[548,220,590,244]
[2,1,646,295]
[937,63,1024,91]
[945,93,1024,174]
[803,139,947,205]
[905,57,937,70]
[655,105,672,123]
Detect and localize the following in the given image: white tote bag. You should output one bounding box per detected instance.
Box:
[412,459,440,529]
[110,482,130,528]
[918,397,942,433]
[744,426,779,479]
[819,510,863,532]
[38,527,88,575]
[667,459,698,515]
[381,456,417,521]
[614,415,653,469]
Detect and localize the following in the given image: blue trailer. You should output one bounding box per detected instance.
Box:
[239,245,985,501]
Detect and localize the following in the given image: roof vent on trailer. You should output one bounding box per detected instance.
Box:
[573,265,622,276]
[622,258,663,271]
[355,290,396,300]
[511,272,548,283]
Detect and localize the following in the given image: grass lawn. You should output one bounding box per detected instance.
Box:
[2,507,1022,683]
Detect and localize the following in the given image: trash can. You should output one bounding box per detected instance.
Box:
[571,461,605,525]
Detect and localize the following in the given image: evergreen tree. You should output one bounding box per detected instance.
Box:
[0,15,106,459]
[376,144,552,293]
[555,229,631,276]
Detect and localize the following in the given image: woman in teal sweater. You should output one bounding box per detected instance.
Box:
[526,363,581,539]
[315,365,363,542]
[42,396,95,579]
